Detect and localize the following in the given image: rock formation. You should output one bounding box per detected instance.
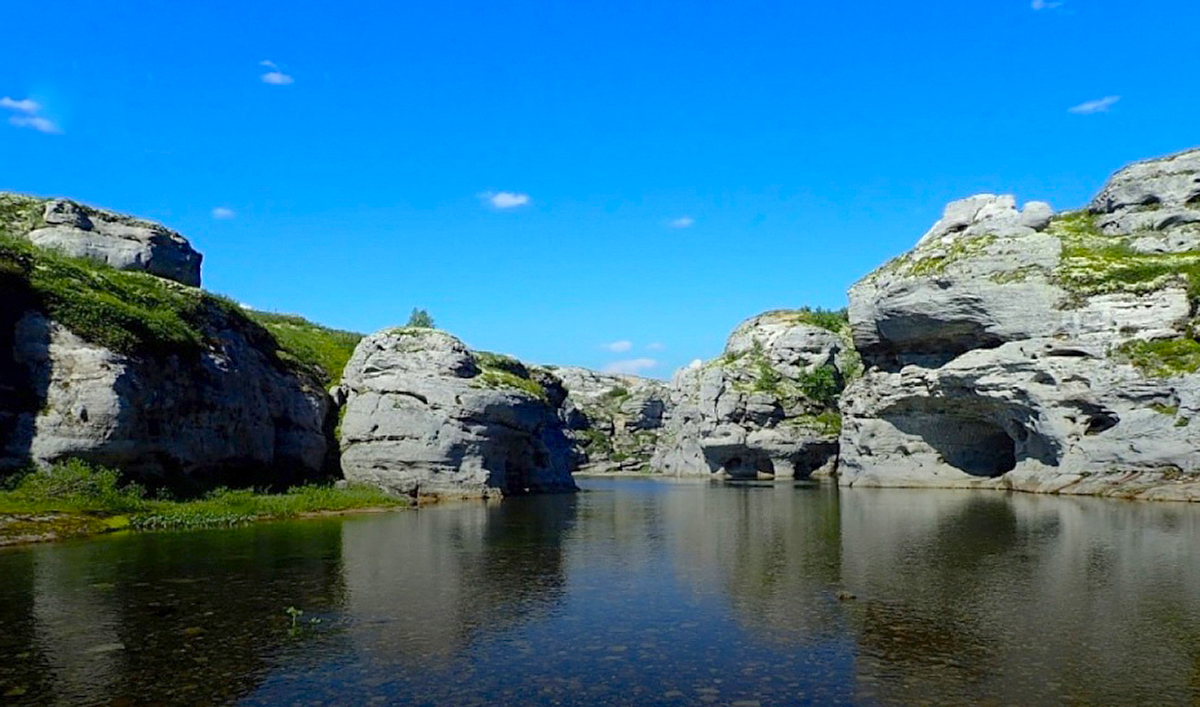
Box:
[1,197,331,489]
[840,148,1200,501]
[652,310,855,479]
[548,366,668,472]
[1,194,202,287]
[337,328,577,497]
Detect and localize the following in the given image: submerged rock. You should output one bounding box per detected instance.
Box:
[549,366,668,473]
[2,194,203,287]
[337,328,577,497]
[840,147,1200,501]
[651,310,854,479]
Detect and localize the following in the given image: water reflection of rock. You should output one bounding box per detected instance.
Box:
[341,494,575,663]
[838,489,1200,706]
[0,521,347,707]
[661,480,846,643]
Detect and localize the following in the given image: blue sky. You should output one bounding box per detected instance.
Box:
[2,0,1197,378]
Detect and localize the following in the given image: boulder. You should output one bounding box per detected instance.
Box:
[549,366,669,472]
[840,147,1200,501]
[337,328,577,497]
[5,195,202,286]
[651,310,853,479]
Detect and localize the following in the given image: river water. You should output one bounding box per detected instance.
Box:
[2,477,1200,707]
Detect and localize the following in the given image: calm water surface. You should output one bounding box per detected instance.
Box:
[2,478,1200,706]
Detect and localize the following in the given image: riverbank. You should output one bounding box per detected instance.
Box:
[0,460,409,547]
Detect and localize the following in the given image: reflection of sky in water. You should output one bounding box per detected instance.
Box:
[2,479,1200,706]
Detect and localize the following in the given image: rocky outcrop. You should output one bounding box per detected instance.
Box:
[337,328,577,497]
[1,194,202,286]
[840,148,1200,501]
[652,310,854,479]
[548,366,668,472]
[2,307,332,490]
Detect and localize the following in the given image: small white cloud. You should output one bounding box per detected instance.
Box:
[602,358,658,375]
[668,216,695,228]
[259,59,278,69]
[481,191,531,209]
[646,342,665,351]
[604,340,634,353]
[1068,96,1120,114]
[0,97,39,114]
[8,115,60,134]
[1031,0,1063,9]
[261,71,294,85]
[211,207,236,220]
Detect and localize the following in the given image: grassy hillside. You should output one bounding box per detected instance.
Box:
[246,311,363,385]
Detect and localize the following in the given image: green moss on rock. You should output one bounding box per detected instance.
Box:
[247,311,362,385]
[1115,337,1200,378]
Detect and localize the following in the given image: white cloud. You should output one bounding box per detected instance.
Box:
[645,342,665,351]
[261,71,294,85]
[686,359,703,369]
[481,191,531,209]
[668,216,695,228]
[0,97,39,114]
[259,60,278,69]
[211,207,236,220]
[8,115,60,134]
[602,358,658,375]
[604,340,633,353]
[1031,0,1063,9]
[1068,96,1120,114]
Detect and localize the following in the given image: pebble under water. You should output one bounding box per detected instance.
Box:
[2,477,1200,706]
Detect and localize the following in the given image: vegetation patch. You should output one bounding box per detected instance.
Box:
[0,459,406,541]
[247,311,362,385]
[1114,338,1200,378]
[798,366,841,407]
[473,352,547,400]
[0,193,46,238]
[792,410,842,436]
[754,307,849,333]
[880,233,996,278]
[1048,211,1200,301]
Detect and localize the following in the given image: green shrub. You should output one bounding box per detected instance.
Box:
[0,459,147,513]
[406,308,435,328]
[799,366,841,407]
[1114,338,1200,378]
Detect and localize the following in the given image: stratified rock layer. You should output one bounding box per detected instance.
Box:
[338,328,577,497]
[840,148,1200,501]
[549,366,668,472]
[652,311,852,479]
[2,195,203,286]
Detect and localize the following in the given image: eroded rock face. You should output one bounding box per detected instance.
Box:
[337,328,577,497]
[20,197,202,286]
[651,311,852,479]
[3,308,332,489]
[841,148,1200,501]
[549,366,668,472]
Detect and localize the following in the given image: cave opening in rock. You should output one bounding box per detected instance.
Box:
[887,409,1018,478]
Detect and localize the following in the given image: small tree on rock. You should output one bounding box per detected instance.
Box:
[406,308,435,328]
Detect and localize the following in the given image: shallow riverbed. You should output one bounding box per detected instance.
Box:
[2,477,1200,706]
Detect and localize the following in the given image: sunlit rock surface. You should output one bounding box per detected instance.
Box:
[840,148,1200,500]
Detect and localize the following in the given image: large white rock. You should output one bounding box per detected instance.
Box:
[549,366,668,473]
[840,148,1200,501]
[337,328,577,497]
[651,311,850,479]
[18,197,202,286]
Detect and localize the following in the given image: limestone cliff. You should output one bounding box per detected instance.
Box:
[652,310,855,479]
[0,222,332,489]
[840,148,1200,501]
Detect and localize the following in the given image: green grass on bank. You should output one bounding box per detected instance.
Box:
[0,460,407,538]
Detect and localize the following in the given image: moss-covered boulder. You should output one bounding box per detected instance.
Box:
[841,148,1200,501]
